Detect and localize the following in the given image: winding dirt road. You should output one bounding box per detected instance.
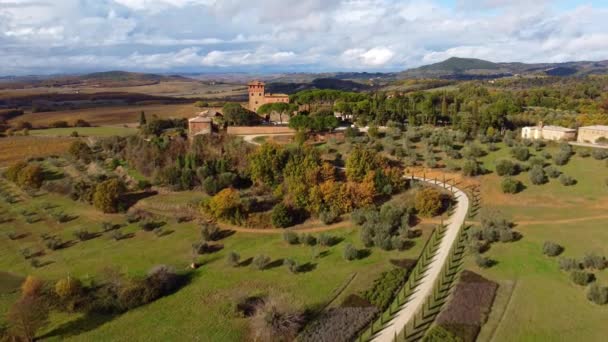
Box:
[371,177,470,342]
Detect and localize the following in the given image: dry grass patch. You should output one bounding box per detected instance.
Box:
[0,136,73,166]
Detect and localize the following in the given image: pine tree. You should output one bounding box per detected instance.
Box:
[139,111,147,126]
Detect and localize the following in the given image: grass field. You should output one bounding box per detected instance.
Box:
[0,136,74,166]
[30,127,138,137]
[8,103,206,127]
[0,81,248,100]
[466,142,608,341]
[0,180,429,341]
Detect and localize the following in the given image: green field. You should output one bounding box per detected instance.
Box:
[468,142,608,341]
[0,180,429,341]
[30,126,138,137]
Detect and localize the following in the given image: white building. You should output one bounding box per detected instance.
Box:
[577,125,608,144]
[521,122,576,141]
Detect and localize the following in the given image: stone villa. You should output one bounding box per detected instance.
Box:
[188,110,220,137]
[248,80,289,112]
[577,125,608,144]
[521,122,576,141]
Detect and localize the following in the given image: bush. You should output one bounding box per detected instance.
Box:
[301,234,317,246]
[528,166,547,185]
[511,146,530,161]
[298,307,378,342]
[319,209,340,225]
[587,283,608,305]
[542,241,563,257]
[5,161,27,182]
[271,203,295,228]
[559,174,576,186]
[284,258,299,274]
[462,159,482,177]
[361,268,407,310]
[553,151,570,165]
[592,149,608,160]
[544,166,561,178]
[200,222,220,241]
[558,257,581,271]
[583,253,607,270]
[73,228,95,241]
[501,177,521,194]
[17,164,44,189]
[45,236,64,250]
[495,159,517,176]
[55,276,82,299]
[282,230,299,245]
[570,270,594,286]
[252,254,271,270]
[415,187,443,217]
[226,251,240,267]
[93,178,125,213]
[343,244,358,261]
[475,254,493,268]
[578,149,591,158]
[318,233,338,247]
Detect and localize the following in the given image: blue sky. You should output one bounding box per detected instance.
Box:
[1,0,607,75]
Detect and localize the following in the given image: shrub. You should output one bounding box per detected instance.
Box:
[559,174,576,186]
[73,228,95,241]
[343,244,358,261]
[200,222,220,241]
[111,230,126,241]
[592,149,608,160]
[501,177,521,194]
[587,283,608,305]
[250,299,304,342]
[5,161,27,182]
[495,159,517,176]
[284,258,299,274]
[301,234,317,246]
[17,164,43,189]
[542,241,563,257]
[511,146,530,161]
[414,187,443,217]
[528,166,547,185]
[578,149,591,158]
[55,276,82,299]
[271,203,295,228]
[319,209,340,225]
[21,275,44,298]
[93,178,125,213]
[570,270,594,286]
[45,236,64,250]
[544,166,561,178]
[318,233,338,247]
[226,251,240,267]
[101,221,118,232]
[252,254,271,270]
[462,159,482,177]
[282,230,299,245]
[583,253,607,270]
[553,151,570,165]
[361,268,407,310]
[499,229,515,242]
[298,307,378,342]
[475,254,493,268]
[559,258,581,271]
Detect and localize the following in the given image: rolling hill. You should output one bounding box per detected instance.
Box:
[399,57,608,80]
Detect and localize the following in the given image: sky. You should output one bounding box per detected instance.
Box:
[1,0,607,75]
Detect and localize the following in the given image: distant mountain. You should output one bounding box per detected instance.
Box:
[266,78,374,94]
[399,57,608,80]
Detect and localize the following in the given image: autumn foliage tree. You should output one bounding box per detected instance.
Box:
[415,187,443,217]
[93,178,125,213]
[20,276,44,299]
[17,164,44,189]
[204,188,243,223]
[249,143,287,187]
[7,296,49,342]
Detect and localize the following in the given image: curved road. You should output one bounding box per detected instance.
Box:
[371,176,470,342]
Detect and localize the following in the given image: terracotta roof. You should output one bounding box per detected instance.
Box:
[542,125,576,132]
[265,93,289,97]
[248,80,265,86]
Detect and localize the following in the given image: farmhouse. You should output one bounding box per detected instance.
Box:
[577,125,608,144]
[521,122,576,141]
[248,80,289,112]
[188,110,219,137]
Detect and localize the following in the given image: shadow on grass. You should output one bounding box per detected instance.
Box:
[239,257,253,267]
[39,313,118,340]
[266,258,285,269]
[297,262,317,273]
[357,249,371,260]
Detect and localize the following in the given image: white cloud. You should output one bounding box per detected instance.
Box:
[0,0,607,74]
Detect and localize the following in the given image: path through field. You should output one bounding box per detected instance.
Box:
[371,177,470,342]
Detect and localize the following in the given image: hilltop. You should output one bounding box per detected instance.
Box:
[399,57,608,80]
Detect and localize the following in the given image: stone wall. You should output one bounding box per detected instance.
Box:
[227,126,295,135]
